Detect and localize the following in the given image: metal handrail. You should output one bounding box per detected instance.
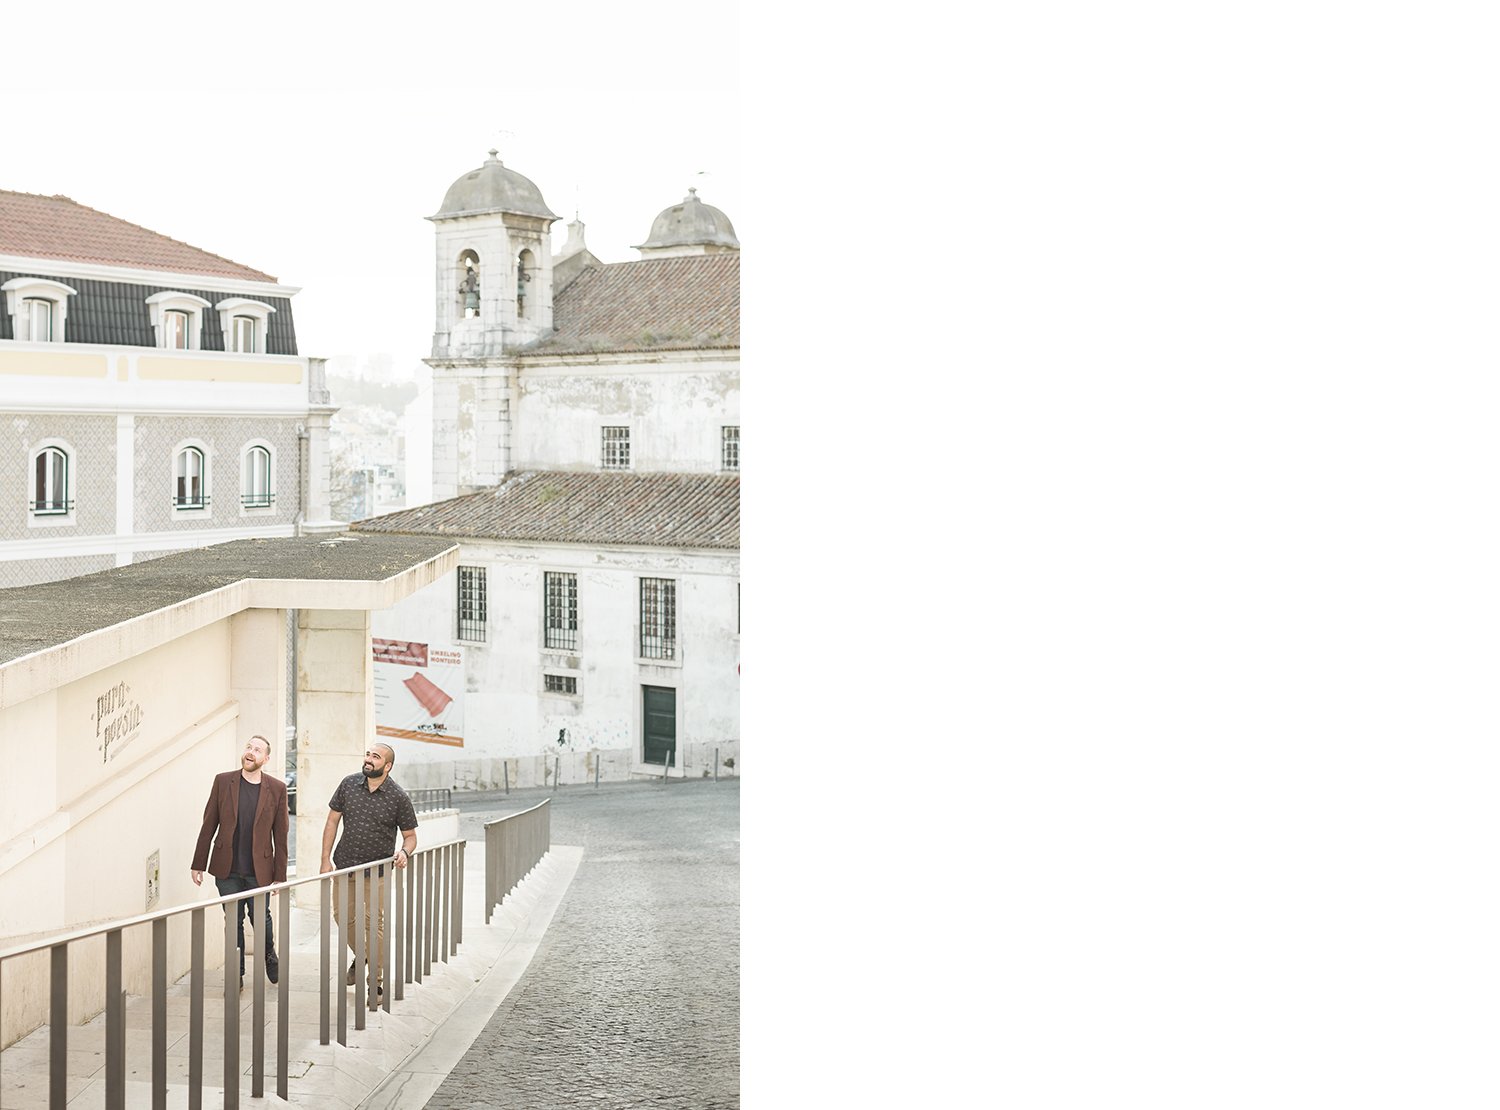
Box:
[0,841,467,1109]
[408,787,453,811]
[483,798,551,925]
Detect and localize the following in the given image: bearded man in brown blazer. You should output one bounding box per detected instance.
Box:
[190,734,289,987]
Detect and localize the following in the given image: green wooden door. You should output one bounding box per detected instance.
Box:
[643,685,677,766]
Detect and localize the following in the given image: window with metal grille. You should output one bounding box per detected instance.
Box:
[601,426,630,470]
[543,673,578,695]
[174,446,208,509]
[457,565,487,642]
[544,571,578,650]
[639,577,676,660]
[722,425,739,471]
[31,446,70,514]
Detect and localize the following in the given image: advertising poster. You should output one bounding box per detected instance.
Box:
[372,638,465,747]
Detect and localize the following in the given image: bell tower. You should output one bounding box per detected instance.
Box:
[428,149,559,359]
[425,149,559,498]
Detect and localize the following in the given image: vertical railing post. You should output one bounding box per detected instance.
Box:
[51,942,67,1110]
[715,747,719,783]
[382,863,393,1013]
[224,897,239,1110]
[450,840,462,948]
[503,760,509,794]
[353,870,367,1030]
[106,929,123,1110]
[320,875,331,1047]
[335,875,348,1046]
[190,908,204,1110]
[278,887,291,1099]
[250,893,265,1098]
[153,917,167,1109]
[394,863,406,1002]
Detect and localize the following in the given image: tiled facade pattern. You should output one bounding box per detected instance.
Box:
[0,553,114,589]
[132,416,301,533]
[0,413,117,540]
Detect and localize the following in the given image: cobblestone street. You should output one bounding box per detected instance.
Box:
[425,777,741,1109]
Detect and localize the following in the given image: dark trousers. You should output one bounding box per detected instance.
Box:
[216,873,274,975]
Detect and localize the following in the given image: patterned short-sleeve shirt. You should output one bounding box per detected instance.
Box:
[329,773,419,868]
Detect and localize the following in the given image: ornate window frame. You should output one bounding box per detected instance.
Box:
[28,438,76,528]
[172,439,212,515]
[2,277,77,342]
[146,291,211,350]
[215,298,275,353]
[240,440,276,515]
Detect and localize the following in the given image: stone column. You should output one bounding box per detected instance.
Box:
[293,608,372,907]
[229,608,288,760]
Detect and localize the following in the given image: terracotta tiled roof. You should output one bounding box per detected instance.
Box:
[351,471,740,550]
[0,190,277,282]
[522,254,738,357]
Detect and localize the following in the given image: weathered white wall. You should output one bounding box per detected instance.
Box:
[0,617,258,1046]
[512,355,739,474]
[371,539,740,789]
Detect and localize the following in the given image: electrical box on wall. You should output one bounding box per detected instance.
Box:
[146,849,160,910]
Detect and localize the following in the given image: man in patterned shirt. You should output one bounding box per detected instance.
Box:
[320,743,418,1005]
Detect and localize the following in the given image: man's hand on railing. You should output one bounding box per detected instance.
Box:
[393,847,409,869]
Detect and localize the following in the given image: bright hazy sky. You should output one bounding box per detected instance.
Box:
[2,1,740,375]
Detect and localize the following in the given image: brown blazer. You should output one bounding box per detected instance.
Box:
[190,769,289,887]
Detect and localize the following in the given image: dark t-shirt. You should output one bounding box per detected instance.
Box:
[231,776,261,876]
[329,773,419,868]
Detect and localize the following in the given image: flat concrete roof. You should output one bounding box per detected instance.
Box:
[0,533,458,707]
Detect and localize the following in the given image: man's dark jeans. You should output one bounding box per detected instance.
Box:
[215,873,274,976]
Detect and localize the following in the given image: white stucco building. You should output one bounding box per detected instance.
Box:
[0,189,340,589]
[356,153,740,787]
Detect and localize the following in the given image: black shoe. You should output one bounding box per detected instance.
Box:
[266,947,279,985]
[346,959,357,986]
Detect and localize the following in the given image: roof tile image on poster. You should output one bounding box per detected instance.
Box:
[373,638,464,746]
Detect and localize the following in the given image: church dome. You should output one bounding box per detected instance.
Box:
[634,188,739,252]
[432,150,557,221]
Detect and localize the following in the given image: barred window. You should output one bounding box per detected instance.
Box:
[722,426,739,471]
[601,426,630,470]
[457,565,487,642]
[640,577,676,660]
[543,673,578,695]
[544,571,578,651]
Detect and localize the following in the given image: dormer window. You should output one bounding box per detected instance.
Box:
[146,291,210,350]
[26,299,54,342]
[215,298,275,353]
[2,277,77,342]
[231,316,256,353]
[164,310,190,350]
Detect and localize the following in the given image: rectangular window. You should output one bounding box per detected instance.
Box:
[722,426,740,471]
[232,315,256,353]
[544,571,578,651]
[25,298,53,342]
[601,426,631,470]
[457,565,487,642]
[543,674,578,695]
[640,577,677,660]
[164,310,189,350]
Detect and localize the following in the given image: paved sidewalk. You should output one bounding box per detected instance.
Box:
[425,777,741,1110]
